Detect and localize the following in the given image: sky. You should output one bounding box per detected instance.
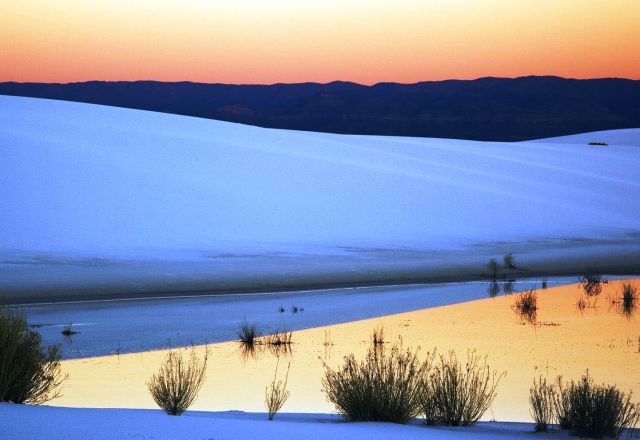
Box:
[1,0,639,85]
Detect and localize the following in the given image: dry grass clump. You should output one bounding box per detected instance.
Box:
[147,349,208,415]
[236,321,260,345]
[513,290,538,324]
[529,376,556,432]
[322,343,431,424]
[0,308,66,404]
[619,283,638,319]
[423,350,505,426]
[263,330,293,346]
[265,360,290,420]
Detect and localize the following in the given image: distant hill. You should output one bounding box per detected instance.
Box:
[1,76,639,141]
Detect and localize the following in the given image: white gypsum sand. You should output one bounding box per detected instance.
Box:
[1,96,639,302]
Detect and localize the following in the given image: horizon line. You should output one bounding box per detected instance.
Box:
[2,74,639,88]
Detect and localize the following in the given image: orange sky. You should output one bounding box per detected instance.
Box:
[1,0,639,84]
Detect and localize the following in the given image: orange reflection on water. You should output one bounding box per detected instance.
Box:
[55,279,640,422]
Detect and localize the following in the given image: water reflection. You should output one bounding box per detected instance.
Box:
[488,280,500,297]
[502,280,515,295]
[53,279,640,424]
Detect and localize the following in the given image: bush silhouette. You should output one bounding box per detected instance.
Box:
[322,342,431,424]
[0,308,66,404]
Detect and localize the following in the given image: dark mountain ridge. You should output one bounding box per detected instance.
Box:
[2,76,639,141]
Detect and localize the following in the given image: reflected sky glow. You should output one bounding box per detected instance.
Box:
[54,279,640,422]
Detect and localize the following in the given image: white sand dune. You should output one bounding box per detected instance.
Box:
[531,128,640,147]
[1,96,639,301]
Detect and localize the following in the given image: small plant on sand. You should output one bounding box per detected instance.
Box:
[147,348,208,416]
[487,258,500,279]
[513,290,538,324]
[371,326,385,346]
[423,350,505,426]
[555,372,640,438]
[503,252,517,270]
[0,308,67,404]
[265,360,290,420]
[529,376,557,432]
[580,272,604,297]
[262,330,293,357]
[619,283,638,319]
[236,321,260,345]
[264,330,293,346]
[322,342,432,424]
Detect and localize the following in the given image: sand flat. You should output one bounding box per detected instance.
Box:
[55,279,640,422]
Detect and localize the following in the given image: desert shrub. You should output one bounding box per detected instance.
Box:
[555,372,640,438]
[503,252,516,269]
[147,349,208,415]
[265,360,290,420]
[513,290,538,324]
[236,321,260,345]
[580,272,603,297]
[424,350,505,426]
[322,343,432,424]
[529,376,557,432]
[487,258,499,278]
[0,308,66,404]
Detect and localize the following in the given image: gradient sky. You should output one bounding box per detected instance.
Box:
[2,0,639,84]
